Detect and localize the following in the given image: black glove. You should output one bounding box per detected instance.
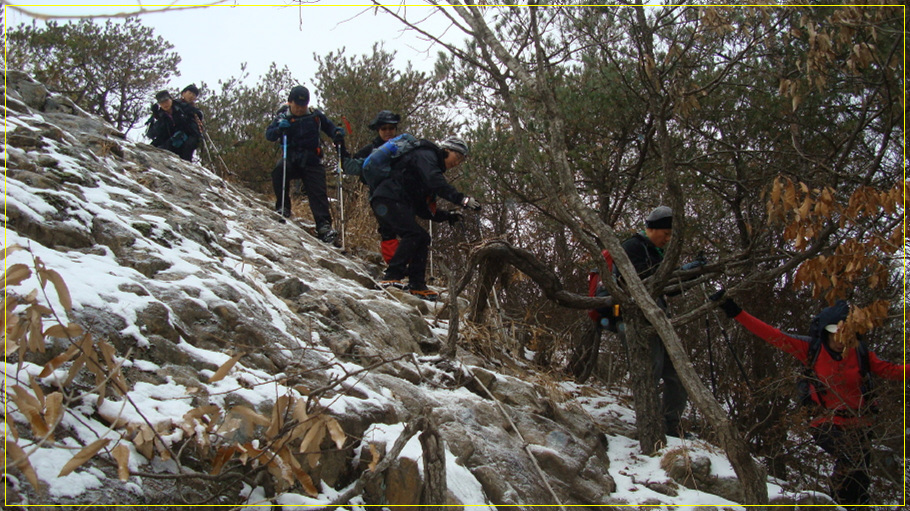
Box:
[462,196,481,211]
[333,127,345,145]
[446,211,463,226]
[709,289,742,318]
[169,131,188,148]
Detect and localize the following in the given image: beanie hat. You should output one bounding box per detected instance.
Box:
[155,90,172,102]
[181,83,199,96]
[645,206,673,230]
[439,136,469,157]
[288,85,310,106]
[809,300,849,340]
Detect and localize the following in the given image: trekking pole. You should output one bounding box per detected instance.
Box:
[203,129,231,177]
[280,133,288,221]
[429,220,435,282]
[336,143,345,251]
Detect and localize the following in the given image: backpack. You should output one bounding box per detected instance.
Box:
[796,335,874,411]
[360,133,421,189]
[587,250,622,332]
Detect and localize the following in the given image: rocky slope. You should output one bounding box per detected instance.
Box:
[4,72,808,510]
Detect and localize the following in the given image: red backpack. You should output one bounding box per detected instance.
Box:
[587,250,621,331]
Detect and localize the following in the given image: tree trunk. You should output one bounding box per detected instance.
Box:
[568,320,601,383]
[419,417,447,510]
[623,313,666,454]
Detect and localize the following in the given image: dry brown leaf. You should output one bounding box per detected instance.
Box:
[5,440,40,489]
[211,446,237,475]
[298,419,326,455]
[325,416,346,450]
[208,352,244,383]
[2,244,25,262]
[38,344,79,378]
[231,406,271,427]
[267,395,291,438]
[44,392,64,433]
[59,438,111,477]
[28,374,46,409]
[43,269,73,312]
[367,443,380,471]
[112,443,130,481]
[3,263,32,287]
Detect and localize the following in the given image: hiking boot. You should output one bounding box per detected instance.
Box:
[275,204,292,218]
[379,279,406,290]
[408,288,439,302]
[316,224,338,244]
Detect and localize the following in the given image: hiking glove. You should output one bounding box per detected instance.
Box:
[680,260,705,271]
[277,119,291,132]
[446,211,463,226]
[333,127,345,145]
[462,196,482,211]
[709,289,742,318]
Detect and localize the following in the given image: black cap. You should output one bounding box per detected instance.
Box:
[368,110,401,130]
[155,90,172,102]
[645,206,673,230]
[181,83,199,96]
[288,85,310,106]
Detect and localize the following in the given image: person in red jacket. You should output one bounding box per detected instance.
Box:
[710,292,907,506]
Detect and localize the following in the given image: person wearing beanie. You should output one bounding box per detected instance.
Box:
[174,83,203,161]
[370,136,479,301]
[617,206,688,437]
[709,292,907,505]
[265,85,346,243]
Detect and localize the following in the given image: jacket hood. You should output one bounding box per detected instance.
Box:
[809,299,849,339]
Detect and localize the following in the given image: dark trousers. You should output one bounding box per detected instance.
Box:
[811,424,872,506]
[650,334,688,434]
[271,159,332,227]
[372,198,429,289]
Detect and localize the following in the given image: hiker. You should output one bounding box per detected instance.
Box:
[265,85,345,243]
[616,206,702,437]
[145,90,200,162]
[175,83,203,160]
[371,136,480,301]
[354,110,402,263]
[710,293,907,506]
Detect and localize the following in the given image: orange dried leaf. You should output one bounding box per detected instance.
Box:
[325,417,346,450]
[39,344,79,378]
[5,440,40,489]
[3,263,32,287]
[112,444,130,481]
[368,443,380,471]
[59,438,110,477]
[298,419,326,455]
[208,352,244,383]
[43,269,73,312]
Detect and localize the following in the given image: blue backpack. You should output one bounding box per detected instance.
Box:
[359,133,421,189]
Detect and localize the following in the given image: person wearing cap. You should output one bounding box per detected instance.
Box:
[145,89,200,161]
[175,83,204,160]
[370,136,480,301]
[709,294,907,506]
[352,110,403,265]
[265,85,345,243]
[615,206,691,437]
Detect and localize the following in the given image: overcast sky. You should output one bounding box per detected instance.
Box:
[6,1,461,104]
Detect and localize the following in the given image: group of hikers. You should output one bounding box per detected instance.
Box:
[145,84,480,302]
[144,85,906,507]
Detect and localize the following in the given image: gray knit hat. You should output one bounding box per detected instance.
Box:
[645,206,673,229]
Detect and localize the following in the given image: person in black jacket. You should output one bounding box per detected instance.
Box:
[371,136,480,300]
[145,90,200,161]
[618,206,689,437]
[354,110,402,263]
[174,84,203,161]
[265,85,344,243]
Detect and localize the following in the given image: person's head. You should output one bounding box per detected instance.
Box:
[155,90,173,111]
[287,85,310,116]
[439,137,469,170]
[369,111,401,142]
[181,84,199,103]
[644,206,673,248]
[812,300,850,353]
